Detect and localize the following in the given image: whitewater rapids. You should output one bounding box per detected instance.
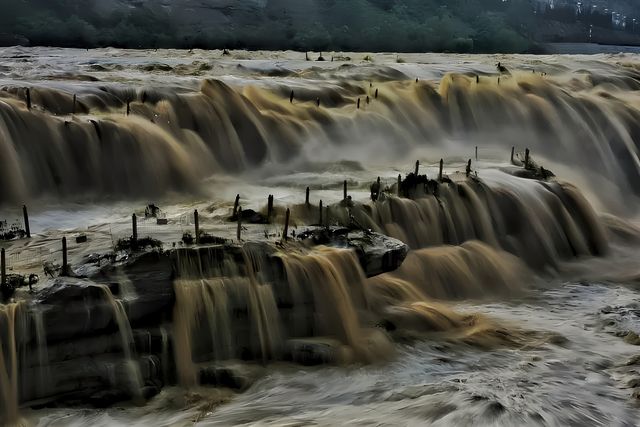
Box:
[0,47,639,426]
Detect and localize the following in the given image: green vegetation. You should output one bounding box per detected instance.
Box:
[0,0,638,53]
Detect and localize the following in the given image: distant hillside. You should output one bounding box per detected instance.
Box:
[1,0,639,53]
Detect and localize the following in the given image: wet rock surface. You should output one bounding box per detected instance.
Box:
[12,230,409,408]
[297,227,408,277]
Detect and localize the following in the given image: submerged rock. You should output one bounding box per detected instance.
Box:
[285,338,351,366]
[297,227,408,277]
[198,363,265,391]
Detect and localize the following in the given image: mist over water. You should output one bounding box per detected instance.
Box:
[0,47,640,426]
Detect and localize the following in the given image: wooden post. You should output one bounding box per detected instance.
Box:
[438,159,443,182]
[267,195,274,222]
[290,90,294,103]
[25,88,31,110]
[475,146,478,161]
[72,94,77,114]
[511,146,515,163]
[61,237,68,276]
[305,186,310,206]
[397,174,402,196]
[319,200,323,226]
[524,148,530,169]
[414,160,419,175]
[194,209,200,244]
[237,207,242,241]
[357,98,360,109]
[316,97,320,107]
[267,194,273,222]
[22,205,30,238]
[343,180,347,200]
[476,75,479,84]
[375,88,378,99]
[1,248,6,287]
[233,194,240,217]
[283,208,290,241]
[126,100,130,116]
[466,159,472,177]
[131,213,137,240]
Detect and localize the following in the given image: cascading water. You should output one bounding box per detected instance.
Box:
[1,48,639,425]
[326,171,609,270]
[172,245,284,387]
[0,303,22,426]
[97,285,144,400]
[1,65,639,211]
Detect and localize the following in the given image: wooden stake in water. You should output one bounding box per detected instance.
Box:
[25,87,31,110]
[524,148,530,169]
[438,159,443,182]
[237,207,242,241]
[132,214,138,243]
[233,194,240,217]
[343,180,347,200]
[23,205,30,238]
[72,94,77,114]
[511,146,515,163]
[62,237,68,276]
[475,146,478,161]
[194,209,200,244]
[357,98,360,109]
[466,159,472,177]
[1,248,6,287]
[397,174,402,196]
[415,160,420,175]
[319,200,323,226]
[290,90,294,103]
[375,88,378,99]
[126,100,131,116]
[267,195,274,222]
[305,187,310,206]
[283,208,290,241]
